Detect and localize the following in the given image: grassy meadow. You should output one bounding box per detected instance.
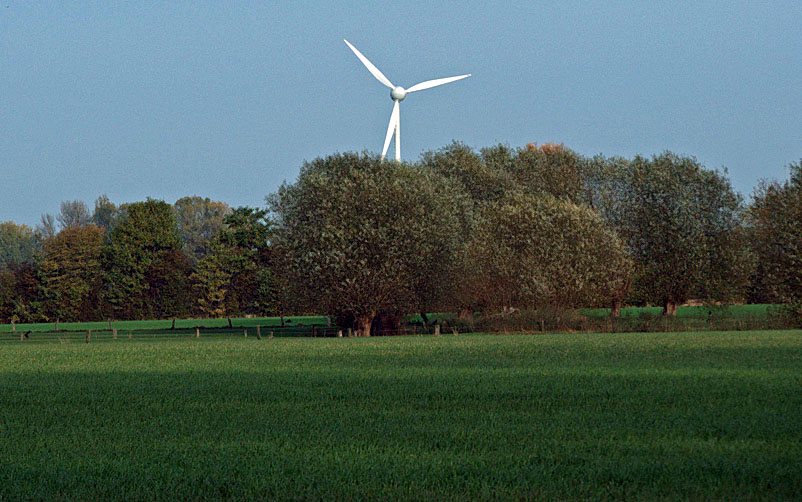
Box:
[1,331,801,500]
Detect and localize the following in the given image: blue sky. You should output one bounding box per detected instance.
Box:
[2,1,800,226]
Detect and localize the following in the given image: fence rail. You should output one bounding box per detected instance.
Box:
[0,323,447,344]
[2,312,798,345]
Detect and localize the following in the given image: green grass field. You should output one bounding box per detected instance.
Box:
[578,303,777,319]
[1,331,801,500]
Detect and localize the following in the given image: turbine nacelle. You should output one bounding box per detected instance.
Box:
[391,86,407,102]
[344,39,470,161]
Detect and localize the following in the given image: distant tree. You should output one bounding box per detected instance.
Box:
[422,142,514,205]
[191,242,231,318]
[475,191,631,310]
[0,222,39,267]
[419,143,501,316]
[92,195,118,230]
[144,247,194,319]
[620,152,749,314]
[0,268,14,322]
[749,160,802,309]
[36,214,57,240]
[57,200,92,230]
[270,153,467,335]
[0,262,45,323]
[103,199,186,319]
[173,196,231,261]
[481,143,587,202]
[218,207,274,314]
[422,142,631,316]
[39,225,105,321]
[191,207,275,317]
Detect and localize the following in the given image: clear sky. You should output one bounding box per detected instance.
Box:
[2,1,801,226]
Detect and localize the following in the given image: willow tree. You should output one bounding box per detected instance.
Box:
[474,191,631,311]
[749,160,802,311]
[269,152,469,336]
[621,152,749,315]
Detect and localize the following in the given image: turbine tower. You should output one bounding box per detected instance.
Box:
[344,39,470,161]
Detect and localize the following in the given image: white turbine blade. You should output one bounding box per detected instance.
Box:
[344,39,394,89]
[395,107,400,161]
[381,100,400,159]
[406,74,471,93]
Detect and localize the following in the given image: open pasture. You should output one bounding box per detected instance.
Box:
[1,331,801,500]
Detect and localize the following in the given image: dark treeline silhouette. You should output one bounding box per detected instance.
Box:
[1,144,801,333]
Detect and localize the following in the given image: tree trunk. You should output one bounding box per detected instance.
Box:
[610,299,622,318]
[357,314,374,337]
[663,300,678,316]
[419,312,429,326]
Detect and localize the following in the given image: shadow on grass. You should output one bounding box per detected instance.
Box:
[1,361,800,501]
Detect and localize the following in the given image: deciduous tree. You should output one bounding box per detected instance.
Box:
[103,199,185,319]
[749,160,802,310]
[0,222,39,267]
[475,191,631,310]
[270,153,466,335]
[57,200,91,230]
[173,196,231,261]
[39,225,105,321]
[620,152,748,314]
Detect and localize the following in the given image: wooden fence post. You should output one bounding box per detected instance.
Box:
[347,328,353,337]
[244,328,248,338]
[11,320,15,333]
[113,328,117,340]
[55,318,59,331]
[86,329,91,344]
[269,331,274,339]
[129,330,132,339]
[256,325,261,340]
[434,324,440,336]
[108,318,112,331]
[20,330,23,342]
[312,326,317,337]
[196,328,200,338]
[338,330,343,338]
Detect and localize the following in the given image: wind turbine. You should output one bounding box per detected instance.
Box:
[344,39,471,161]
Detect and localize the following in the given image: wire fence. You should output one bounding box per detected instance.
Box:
[0,323,448,344]
[1,311,798,345]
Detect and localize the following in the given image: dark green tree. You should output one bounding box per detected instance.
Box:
[621,152,749,314]
[191,207,275,317]
[749,160,802,309]
[103,199,187,319]
[0,262,45,323]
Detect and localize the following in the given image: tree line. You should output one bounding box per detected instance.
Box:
[1,143,801,334]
